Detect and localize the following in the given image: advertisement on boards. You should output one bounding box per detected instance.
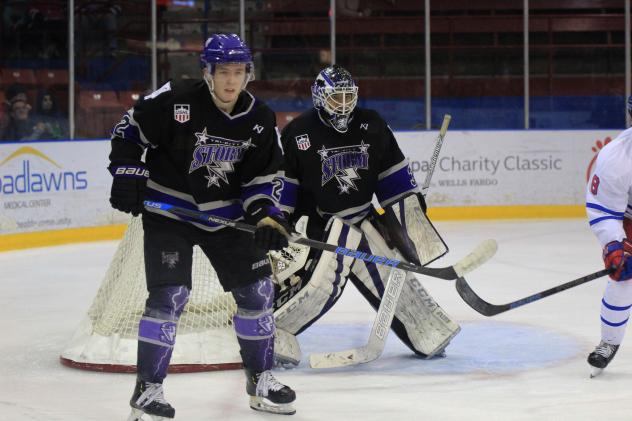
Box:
[0,140,126,235]
[396,130,620,207]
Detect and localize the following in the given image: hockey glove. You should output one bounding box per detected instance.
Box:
[247,202,291,252]
[603,239,632,281]
[108,162,149,216]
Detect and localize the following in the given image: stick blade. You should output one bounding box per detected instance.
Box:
[453,239,497,277]
[455,277,502,316]
[309,347,375,369]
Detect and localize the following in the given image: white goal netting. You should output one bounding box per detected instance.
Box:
[60,217,242,372]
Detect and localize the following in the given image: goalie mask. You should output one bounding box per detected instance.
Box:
[311,65,358,133]
[200,34,254,93]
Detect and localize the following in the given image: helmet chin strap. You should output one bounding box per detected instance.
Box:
[204,74,239,113]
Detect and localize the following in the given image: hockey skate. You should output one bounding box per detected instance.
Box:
[588,341,620,378]
[246,369,296,415]
[127,380,175,420]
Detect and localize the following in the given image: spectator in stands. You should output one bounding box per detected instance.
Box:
[1,96,55,141]
[0,84,28,140]
[76,1,122,57]
[2,97,33,141]
[31,89,67,139]
[6,83,28,103]
[338,0,371,17]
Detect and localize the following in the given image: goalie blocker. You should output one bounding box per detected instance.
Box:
[271,193,460,365]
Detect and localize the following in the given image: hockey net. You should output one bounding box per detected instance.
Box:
[60,217,242,373]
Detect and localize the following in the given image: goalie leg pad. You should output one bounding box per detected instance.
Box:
[274,216,363,335]
[274,327,302,367]
[352,220,460,357]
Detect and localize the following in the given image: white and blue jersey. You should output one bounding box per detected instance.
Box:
[109,79,282,231]
[586,126,632,246]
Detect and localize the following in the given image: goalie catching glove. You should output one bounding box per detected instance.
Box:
[603,239,632,281]
[108,162,149,216]
[247,202,292,251]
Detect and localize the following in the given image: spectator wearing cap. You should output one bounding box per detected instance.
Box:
[2,97,43,141]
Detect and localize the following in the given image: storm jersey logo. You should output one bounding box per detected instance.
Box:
[318,141,370,194]
[189,127,255,187]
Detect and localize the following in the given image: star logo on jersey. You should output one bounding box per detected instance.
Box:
[318,141,370,194]
[195,127,211,145]
[189,128,255,188]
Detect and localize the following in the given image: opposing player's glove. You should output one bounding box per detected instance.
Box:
[603,239,632,281]
[247,202,291,251]
[108,162,149,216]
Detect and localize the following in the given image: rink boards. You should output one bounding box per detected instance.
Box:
[0,129,619,250]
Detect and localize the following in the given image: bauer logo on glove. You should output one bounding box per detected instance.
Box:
[112,166,150,178]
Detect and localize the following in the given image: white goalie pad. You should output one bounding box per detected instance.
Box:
[380,193,448,266]
[352,219,460,357]
[273,217,363,363]
[274,327,302,367]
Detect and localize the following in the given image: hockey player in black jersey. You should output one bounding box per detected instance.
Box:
[108,34,295,419]
[270,65,460,366]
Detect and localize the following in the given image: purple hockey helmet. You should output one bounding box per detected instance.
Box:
[200,34,254,81]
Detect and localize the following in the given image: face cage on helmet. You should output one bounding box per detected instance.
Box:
[312,84,358,133]
[314,85,358,116]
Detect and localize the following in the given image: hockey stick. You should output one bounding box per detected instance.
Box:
[143,200,497,280]
[421,114,451,196]
[455,268,611,317]
[309,262,407,369]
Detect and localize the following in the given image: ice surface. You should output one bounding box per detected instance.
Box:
[1,219,631,420]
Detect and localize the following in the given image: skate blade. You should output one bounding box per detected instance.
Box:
[127,408,172,421]
[590,366,604,378]
[249,396,296,415]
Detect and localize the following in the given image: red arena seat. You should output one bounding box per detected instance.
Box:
[35,69,69,87]
[1,69,37,86]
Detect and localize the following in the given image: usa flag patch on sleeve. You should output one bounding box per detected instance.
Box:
[174,104,190,123]
[295,134,311,151]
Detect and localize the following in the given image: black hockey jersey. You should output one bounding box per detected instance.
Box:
[278,108,418,236]
[109,79,281,231]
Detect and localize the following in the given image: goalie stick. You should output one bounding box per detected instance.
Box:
[143,200,497,280]
[421,114,451,196]
[455,268,611,317]
[309,261,407,369]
